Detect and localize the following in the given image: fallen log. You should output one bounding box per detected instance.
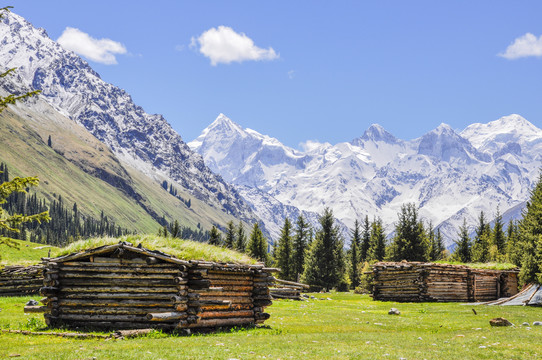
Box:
[146,312,188,321]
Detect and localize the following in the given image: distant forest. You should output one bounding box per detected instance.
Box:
[0,163,208,246]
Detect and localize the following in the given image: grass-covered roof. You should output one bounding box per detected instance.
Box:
[54,235,257,264]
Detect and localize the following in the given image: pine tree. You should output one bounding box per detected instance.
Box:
[171,220,180,238]
[235,221,247,252]
[427,221,438,261]
[208,225,222,246]
[518,172,542,285]
[302,208,345,290]
[506,220,521,266]
[453,218,472,263]
[360,215,371,262]
[275,218,294,280]
[471,211,491,262]
[388,203,429,262]
[490,208,506,260]
[435,228,445,260]
[247,223,268,264]
[47,135,52,147]
[224,221,236,249]
[369,217,386,261]
[291,215,309,282]
[349,220,361,289]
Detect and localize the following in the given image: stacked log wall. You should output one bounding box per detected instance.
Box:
[371,262,519,303]
[36,244,277,331]
[42,257,189,330]
[0,265,43,297]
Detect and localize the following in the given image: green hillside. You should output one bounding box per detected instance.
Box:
[0,100,246,238]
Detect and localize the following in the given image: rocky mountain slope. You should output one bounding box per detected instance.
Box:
[0,11,259,233]
[190,113,542,246]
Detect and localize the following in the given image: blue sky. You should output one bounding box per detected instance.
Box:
[11,1,542,149]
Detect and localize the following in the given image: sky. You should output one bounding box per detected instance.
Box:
[10,1,542,149]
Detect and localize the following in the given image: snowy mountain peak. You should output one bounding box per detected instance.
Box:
[417,123,489,162]
[352,123,400,146]
[0,10,257,222]
[461,114,542,153]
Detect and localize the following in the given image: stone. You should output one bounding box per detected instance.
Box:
[533,321,542,326]
[521,322,530,327]
[489,317,513,327]
[25,299,38,306]
[388,308,400,315]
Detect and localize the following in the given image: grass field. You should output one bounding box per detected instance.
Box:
[1,292,541,359]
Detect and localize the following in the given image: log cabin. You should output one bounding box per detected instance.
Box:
[371,262,519,302]
[34,241,277,330]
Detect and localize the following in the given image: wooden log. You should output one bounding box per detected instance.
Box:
[272,278,309,289]
[57,314,149,322]
[58,266,181,275]
[193,300,232,306]
[200,310,254,319]
[145,257,159,265]
[59,307,174,315]
[207,279,252,286]
[59,271,177,280]
[59,286,178,293]
[253,300,272,307]
[254,312,270,320]
[196,291,252,297]
[147,312,188,321]
[200,304,252,311]
[24,305,48,313]
[59,321,174,330]
[58,299,177,307]
[189,287,223,293]
[207,274,252,281]
[58,292,178,301]
[187,317,254,328]
[59,279,176,287]
[189,269,208,276]
[199,296,252,304]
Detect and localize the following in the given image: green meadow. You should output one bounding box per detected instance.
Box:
[1,292,540,360]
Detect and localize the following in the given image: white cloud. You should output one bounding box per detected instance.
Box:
[57,27,127,65]
[288,70,295,79]
[499,33,542,59]
[192,26,279,66]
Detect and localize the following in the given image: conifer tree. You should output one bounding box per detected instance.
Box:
[302,208,345,290]
[435,228,445,260]
[208,225,222,246]
[471,211,491,262]
[235,221,247,252]
[518,172,542,284]
[369,217,386,261]
[360,215,371,261]
[506,220,522,266]
[453,218,471,263]
[247,223,268,264]
[47,135,52,147]
[275,218,294,280]
[388,203,429,262]
[224,221,236,249]
[171,220,180,238]
[491,208,506,260]
[291,215,309,281]
[349,220,362,288]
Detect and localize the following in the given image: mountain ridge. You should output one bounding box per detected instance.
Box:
[190,113,542,246]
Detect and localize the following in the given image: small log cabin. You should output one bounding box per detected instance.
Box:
[0,265,43,297]
[36,241,277,330]
[371,262,519,303]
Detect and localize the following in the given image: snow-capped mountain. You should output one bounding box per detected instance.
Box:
[0,11,256,223]
[190,113,542,246]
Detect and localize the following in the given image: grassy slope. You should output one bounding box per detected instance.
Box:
[0,101,248,236]
[0,292,540,359]
[0,239,59,266]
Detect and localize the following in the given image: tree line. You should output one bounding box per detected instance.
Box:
[202,172,542,291]
[0,163,131,246]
